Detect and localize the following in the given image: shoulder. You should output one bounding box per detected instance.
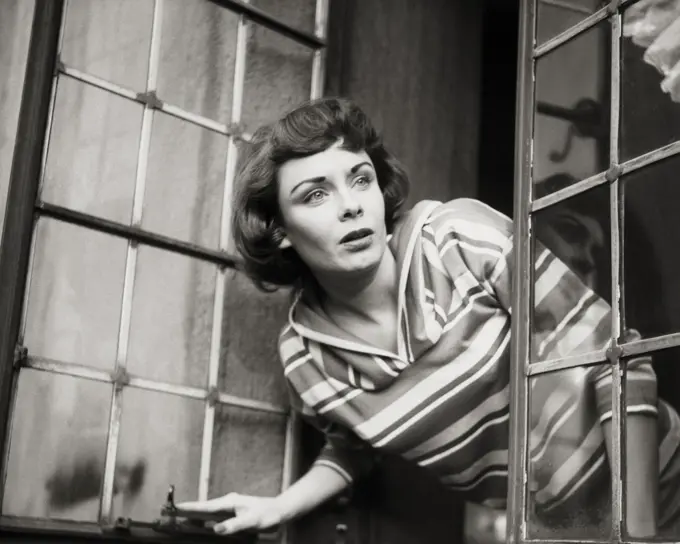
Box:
[426,198,513,238]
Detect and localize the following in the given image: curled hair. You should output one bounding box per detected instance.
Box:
[232,97,410,292]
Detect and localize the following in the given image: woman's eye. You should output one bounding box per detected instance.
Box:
[354,175,371,187]
[304,189,326,203]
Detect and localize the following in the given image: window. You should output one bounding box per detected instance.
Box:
[510,0,680,542]
[0,0,329,541]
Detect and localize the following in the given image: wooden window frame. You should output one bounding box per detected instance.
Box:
[0,0,329,541]
[509,1,680,543]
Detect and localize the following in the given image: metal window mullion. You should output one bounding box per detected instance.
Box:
[534,4,610,58]
[608,11,625,542]
[531,171,608,212]
[23,355,287,415]
[0,0,65,512]
[197,9,249,502]
[527,348,608,376]
[620,139,680,176]
[508,1,536,543]
[99,0,163,524]
[310,0,329,100]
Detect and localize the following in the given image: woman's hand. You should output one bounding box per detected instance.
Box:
[176,493,283,535]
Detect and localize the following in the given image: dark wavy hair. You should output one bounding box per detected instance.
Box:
[232,97,410,292]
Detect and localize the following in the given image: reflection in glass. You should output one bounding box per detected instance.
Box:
[113,388,204,521]
[533,23,610,194]
[623,345,680,538]
[251,0,317,34]
[24,219,127,370]
[157,0,239,123]
[531,183,611,363]
[527,364,612,539]
[3,370,112,521]
[42,78,143,224]
[621,4,680,160]
[209,405,287,497]
[242,24,313,133]
[61,0,154,90]
[536,0,607,45]
[0,0,35,237]
[623,154,680,339]
[127,246,216,388]
[143,111,228,248]
[219,269,290,406]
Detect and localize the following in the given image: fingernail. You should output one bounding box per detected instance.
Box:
[214,526,226,535]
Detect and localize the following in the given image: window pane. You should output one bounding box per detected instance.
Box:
[209,405,287,497]
[24,219,127,370]
[127,246,217,388]
[621,3,680,161]
[112,388,204,521]
[142,111,228,249]
[3,370,112,521]
[536,0,607,46]
[527,364,613,539]
[623,154,680,338]
[61,0,154,90]
[0,0,35,239]
[533,23,610,195]
[242,23,313,133]
[531,184,611,363]
[42,77,143,224]
[251,0,317,34]
[157,0,239,124]
[219,269,290,406]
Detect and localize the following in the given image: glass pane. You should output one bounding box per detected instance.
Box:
[209,405,287,497]
[623,154,680,338]
[242,23,314,133]
[531,184,611,363]
[112,388,204,521]
[157,0,239,123]
[143,111,228,248]
[61,0,154,90]
[127,246,216,388]
[24,219,127,369]
[621,2,680,160]
[3,370,112,521]
[219,269,290,407]
[533,23,610,195]
[0,0,35,238]
[536,0,607,45]
[42,77,143,224]
[623,346,680,539]
[251,0,317,34]
[527,364,613,539]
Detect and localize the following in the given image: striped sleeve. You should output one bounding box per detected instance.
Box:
[429,198,657,421]
[279,327,375,484]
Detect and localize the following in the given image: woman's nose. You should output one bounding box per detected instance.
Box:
[339,194,363,220]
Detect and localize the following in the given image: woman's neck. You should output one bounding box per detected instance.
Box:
[315,250,398,324]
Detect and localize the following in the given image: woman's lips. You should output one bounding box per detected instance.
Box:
[340,228,373,244]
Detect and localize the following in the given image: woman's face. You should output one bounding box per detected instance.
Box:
[276,141,388,281]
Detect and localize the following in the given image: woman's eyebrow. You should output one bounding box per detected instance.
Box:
[290,176,326,196]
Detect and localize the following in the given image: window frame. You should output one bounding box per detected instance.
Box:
[508,1,680,544]
[0,0,329,541]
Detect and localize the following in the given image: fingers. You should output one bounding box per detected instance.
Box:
[176,492,241,513]
[214,511,259,536]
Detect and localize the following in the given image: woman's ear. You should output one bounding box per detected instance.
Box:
[278,236,292,249]
[273,226,292,249]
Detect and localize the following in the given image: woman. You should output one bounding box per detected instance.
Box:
[178,98,680,537]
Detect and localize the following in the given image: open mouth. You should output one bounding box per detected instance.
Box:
[340,228,373,244]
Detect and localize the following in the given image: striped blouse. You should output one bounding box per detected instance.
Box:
[278,198,680,525]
